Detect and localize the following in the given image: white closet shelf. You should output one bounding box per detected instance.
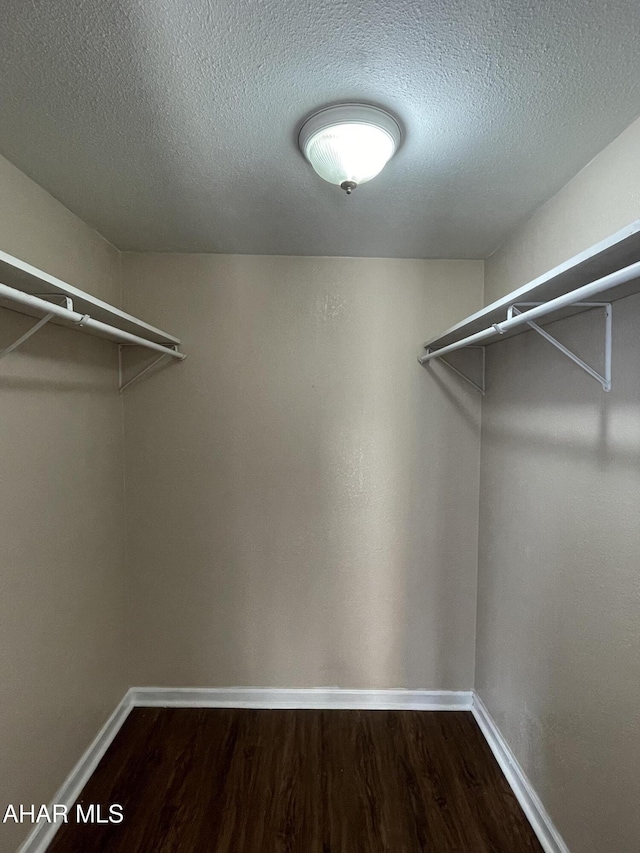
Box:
[0,249,186,391]
[419,221,640,392]
[0,248,180,347]
[423,221,640,352]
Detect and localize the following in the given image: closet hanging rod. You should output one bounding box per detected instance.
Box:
[0,282,186,360]
[419,257,640,363]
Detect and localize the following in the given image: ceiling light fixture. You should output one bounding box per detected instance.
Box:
[299,104,401,195]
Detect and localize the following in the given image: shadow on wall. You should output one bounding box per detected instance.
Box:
[0,306,127,853]
[476,293,640,852]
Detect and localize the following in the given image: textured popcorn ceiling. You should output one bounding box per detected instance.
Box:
[0,0,639,257]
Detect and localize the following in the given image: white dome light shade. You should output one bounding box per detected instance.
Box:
[305,124,395,185]
[299,105,401,194]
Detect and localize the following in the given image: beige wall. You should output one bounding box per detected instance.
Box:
[477,117,640,850]
[0,155,127,852]
[122,253,484,690]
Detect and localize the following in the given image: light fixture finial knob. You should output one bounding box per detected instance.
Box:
[340,181,357,195]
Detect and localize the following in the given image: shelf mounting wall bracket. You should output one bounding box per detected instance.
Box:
[118,344,182,394]
[0,295,75,362]
[421,345,486,395]
[0,312,55,361]
[504,302,612,391]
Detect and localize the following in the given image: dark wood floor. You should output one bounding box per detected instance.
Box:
[49,708,543,852]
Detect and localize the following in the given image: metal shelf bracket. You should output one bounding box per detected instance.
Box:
[0,294,75,362]
[0,312,55,361]
[118,344,183,394]
[503,302,612,391]
[421,345,486,395]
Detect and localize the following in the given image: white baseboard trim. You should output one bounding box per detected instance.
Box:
[129,686,473,711]
[17,687,567,853]
[17,690,135,853]
[471,692,570,853]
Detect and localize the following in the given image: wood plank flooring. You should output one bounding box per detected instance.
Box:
[48,709,543,852]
